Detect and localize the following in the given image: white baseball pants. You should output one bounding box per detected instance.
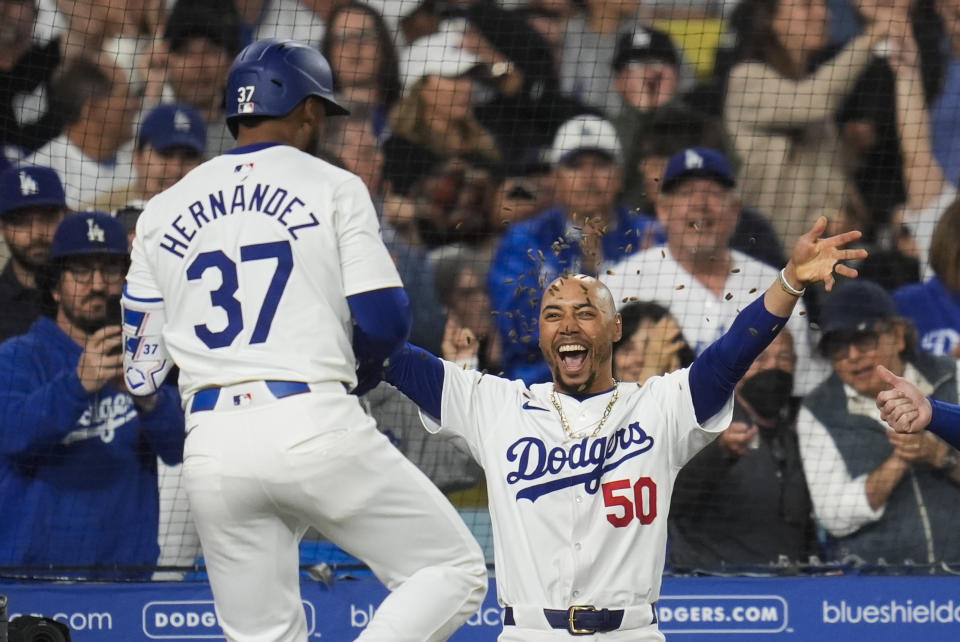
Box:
[182,381,487,642]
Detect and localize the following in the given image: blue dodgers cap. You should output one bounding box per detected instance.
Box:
[138,103,207,153]
[0,165,67,218]
[51,211,129,259]
[661,147,736,193]
[819,280,898,335]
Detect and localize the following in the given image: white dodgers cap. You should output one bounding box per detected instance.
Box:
[399,20,482,94]
[549,114,623,166]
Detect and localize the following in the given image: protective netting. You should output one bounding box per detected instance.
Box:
[1,0,958,582]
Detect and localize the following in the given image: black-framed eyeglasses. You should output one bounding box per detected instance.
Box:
[821,323,892,362]
[64,260,126,284]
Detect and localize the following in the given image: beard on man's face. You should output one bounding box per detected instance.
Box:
[60,291,111,335]
[8,240,51,274]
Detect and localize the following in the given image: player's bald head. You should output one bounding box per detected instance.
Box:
[541,274,618,319]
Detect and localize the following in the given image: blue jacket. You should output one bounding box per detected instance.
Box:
[0,317,184,576]
[488,205,663,384]
[893,277,960,357]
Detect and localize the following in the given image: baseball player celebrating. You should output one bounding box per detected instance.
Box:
[383,217,865,641]
[121,39,486,641]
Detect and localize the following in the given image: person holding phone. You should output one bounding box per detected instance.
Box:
[0,211,183,577]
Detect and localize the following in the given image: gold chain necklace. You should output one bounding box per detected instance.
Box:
[550,382,620,440]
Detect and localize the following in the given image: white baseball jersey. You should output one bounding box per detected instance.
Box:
[427,360,732,621]
[125,143,401,398]
[601,247,830,394]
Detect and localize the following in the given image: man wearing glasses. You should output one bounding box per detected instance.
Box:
[0,211,183,577]
[797,280,960,570]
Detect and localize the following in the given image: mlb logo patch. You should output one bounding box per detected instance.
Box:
[239,102,255,114]
[233,393,253,407]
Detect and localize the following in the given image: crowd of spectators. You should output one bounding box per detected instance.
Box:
[2,0,960,578]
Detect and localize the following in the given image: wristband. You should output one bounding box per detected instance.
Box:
[779,268,806,297]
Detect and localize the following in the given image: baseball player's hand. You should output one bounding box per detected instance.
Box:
[717,422,758,458]
[888,430,946,466]
[788,216,867,291]
[875,365,932,433]
[77,326,125,394]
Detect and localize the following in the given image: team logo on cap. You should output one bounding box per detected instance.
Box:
[174,110,191,132]
[19,171,38,196]
[87,218,106,243]
[632,29,651,48]
[684,149,704,169]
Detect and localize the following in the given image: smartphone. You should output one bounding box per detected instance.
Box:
[105,295,123,356]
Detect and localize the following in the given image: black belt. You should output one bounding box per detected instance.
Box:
[504,605,650,636]
[190,381,310,412]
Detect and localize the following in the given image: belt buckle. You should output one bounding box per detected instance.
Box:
[568,605,597,636]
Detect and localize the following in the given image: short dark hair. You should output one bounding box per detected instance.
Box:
[636,103,729,161]
[48,58,112,126]
[164,0,241,56]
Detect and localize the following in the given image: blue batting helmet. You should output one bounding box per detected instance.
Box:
[224,38,348,133]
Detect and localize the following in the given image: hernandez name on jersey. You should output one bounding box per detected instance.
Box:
[124,143,401,399]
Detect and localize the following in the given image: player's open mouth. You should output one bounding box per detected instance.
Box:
[557,343,589,373]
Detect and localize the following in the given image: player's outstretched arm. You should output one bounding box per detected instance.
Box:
[687,217,867,424]
[876,365,960,449]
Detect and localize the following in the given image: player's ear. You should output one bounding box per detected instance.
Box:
[612,313,623,343]
[302,97,325,128]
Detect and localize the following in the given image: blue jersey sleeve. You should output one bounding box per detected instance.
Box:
[688,295,789,424]
[929,399,960,451]
[384,344,445,421]
[348,287,412,394]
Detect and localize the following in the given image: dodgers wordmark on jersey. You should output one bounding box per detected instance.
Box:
[427,360,733,627]
[124,142,402,397]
